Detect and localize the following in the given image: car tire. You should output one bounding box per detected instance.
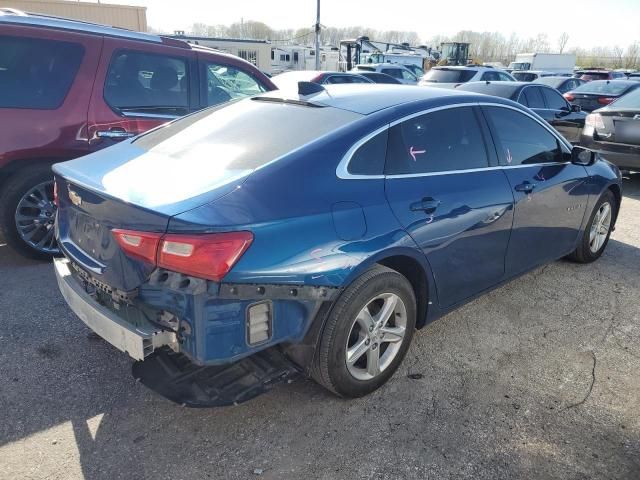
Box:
[567,189,617,263]
[0,164,58,260]
[312,264,417,398]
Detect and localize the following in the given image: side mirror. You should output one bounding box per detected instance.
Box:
[571,146,595,166]
[571,104,582,112]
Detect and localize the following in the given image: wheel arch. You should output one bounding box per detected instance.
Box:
[607,183,622,224]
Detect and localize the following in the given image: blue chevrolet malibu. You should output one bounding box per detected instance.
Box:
[53,84,621,406]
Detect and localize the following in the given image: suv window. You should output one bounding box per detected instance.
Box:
[0,35,84,109]
[497,72,514,81]
[348,130,388,175]
[521,87,545,108]
[381,68,401,79]
[385,107,488,175]
[105,50,189,117]
[326,74,368,84]
[421,68,477,83]
[204,61,266,106]
[541,87,568,110]
[481,71,500,81]
[400,70,417,81]
[484,106,562,165]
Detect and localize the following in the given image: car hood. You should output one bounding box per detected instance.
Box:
[53,137,251,217]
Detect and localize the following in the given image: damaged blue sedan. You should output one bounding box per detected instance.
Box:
[53,84,621,406]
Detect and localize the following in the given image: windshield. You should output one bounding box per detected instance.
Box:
[573,81,632,96]
[609,88,640,108]
[422,68,477,83]
[513,72,537,82]
[508,62,531,71]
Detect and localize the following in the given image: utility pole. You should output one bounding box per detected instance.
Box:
[314,0,321,69]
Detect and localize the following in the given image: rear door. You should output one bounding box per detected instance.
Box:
[88,38,197,151]
[384,106,514,308]
[482,106,589,276]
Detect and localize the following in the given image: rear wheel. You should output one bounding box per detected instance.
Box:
[312,265,416,398]
[0,165,58,260]
[568,190,617,263]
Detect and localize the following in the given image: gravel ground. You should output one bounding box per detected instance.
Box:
[0,175,639,480]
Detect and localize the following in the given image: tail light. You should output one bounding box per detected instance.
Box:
[111,229,253,282]
[585,113,605,129]
[310,73,324,83]
[158,232,253,281]
[53,180,58,207]
[563,93,575,101]
[598,97,615,105]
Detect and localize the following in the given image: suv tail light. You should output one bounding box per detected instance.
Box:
[585,113,605,129]
[563,93,575,101]
[598,97,615,105]
[111,229,253,281]
[53,180,58,207]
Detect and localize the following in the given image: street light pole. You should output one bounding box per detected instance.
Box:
[314,0,321,69]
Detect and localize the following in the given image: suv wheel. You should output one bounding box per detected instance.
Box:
[0,165,58,260]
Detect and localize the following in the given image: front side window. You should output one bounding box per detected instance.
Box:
[541,87,568,110]
[484,106,563,166]
[381,68,402,79]
[400,70,417,81]
[0,35,84,109]
[385,107,488,175]
[347,130,388,175]
[497,72,514,81]
[481,71,500,81]
[105,51,188,116]
[521,87,545,108]
[204,62,267,106]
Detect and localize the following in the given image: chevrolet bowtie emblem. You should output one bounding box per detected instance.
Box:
[68,188,82,207]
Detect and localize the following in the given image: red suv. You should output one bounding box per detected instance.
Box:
[0,10,275,259]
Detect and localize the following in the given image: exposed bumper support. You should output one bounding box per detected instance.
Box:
[54,258,178,361]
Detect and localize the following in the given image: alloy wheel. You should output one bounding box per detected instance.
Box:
[345,292,407,381]
[589,201,612,254]
[14,180,59,255]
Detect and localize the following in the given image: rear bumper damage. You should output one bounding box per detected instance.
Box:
[55,257,338,406]
[54,258,178,361]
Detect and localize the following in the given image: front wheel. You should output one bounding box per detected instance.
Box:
[0,165,59,260]
[568,190,617,263]
[312,265,417,398]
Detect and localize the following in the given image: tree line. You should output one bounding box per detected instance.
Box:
[159,21,639,69]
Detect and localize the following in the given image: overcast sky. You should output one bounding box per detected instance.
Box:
[110,0,639,49]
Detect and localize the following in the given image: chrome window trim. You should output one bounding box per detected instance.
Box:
[336,101,572,180]
[121,111,182,120]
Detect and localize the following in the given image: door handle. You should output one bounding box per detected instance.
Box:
[96,128,136,139]
[514,181,536,193]
[410,197,441,213]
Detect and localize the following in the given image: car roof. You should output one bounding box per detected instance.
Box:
[433,65,482,70]
[258,84,504,115]
[0,8,190,48]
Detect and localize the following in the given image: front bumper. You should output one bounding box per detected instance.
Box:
[54,257,178,361]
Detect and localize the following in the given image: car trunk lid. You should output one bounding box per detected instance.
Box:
[598,110,640,145]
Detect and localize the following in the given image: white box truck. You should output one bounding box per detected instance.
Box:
[507,53,576,75]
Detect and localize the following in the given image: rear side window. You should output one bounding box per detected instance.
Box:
[541,87,568,110]
[104,50,189,116]
[348,130,388,175]
[326,75,368,84]
[484,107,562,165]
[203,61,267,107]
[521,87,545,108]
[385,107,488,175]
[0,35,84,109]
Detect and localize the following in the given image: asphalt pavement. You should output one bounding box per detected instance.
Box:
[1,175,639,480]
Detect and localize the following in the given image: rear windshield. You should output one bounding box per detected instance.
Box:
[422,68,477,83]
[609,88,640,109]
[133,97,362,171]
[580,72,610,81]
[573,81,633,95]
[513,72,537,82]
[0,35,84,109]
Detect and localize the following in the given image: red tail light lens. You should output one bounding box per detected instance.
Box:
[563,93,575,101]
[111,229,253,281]
[158,232,253,281]
[53,180,58,207]
[112,229,162,263]
[598,97,615,105]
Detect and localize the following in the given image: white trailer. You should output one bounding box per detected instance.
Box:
[508,53,576,75]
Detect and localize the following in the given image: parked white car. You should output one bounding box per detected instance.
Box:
[351,63,419,84]
[419,66,515,88]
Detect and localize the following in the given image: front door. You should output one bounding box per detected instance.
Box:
[384,106,514,308]
[87,38,196,152]
[482,106,590,276]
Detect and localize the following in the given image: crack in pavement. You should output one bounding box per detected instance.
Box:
[564,351,597,410]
